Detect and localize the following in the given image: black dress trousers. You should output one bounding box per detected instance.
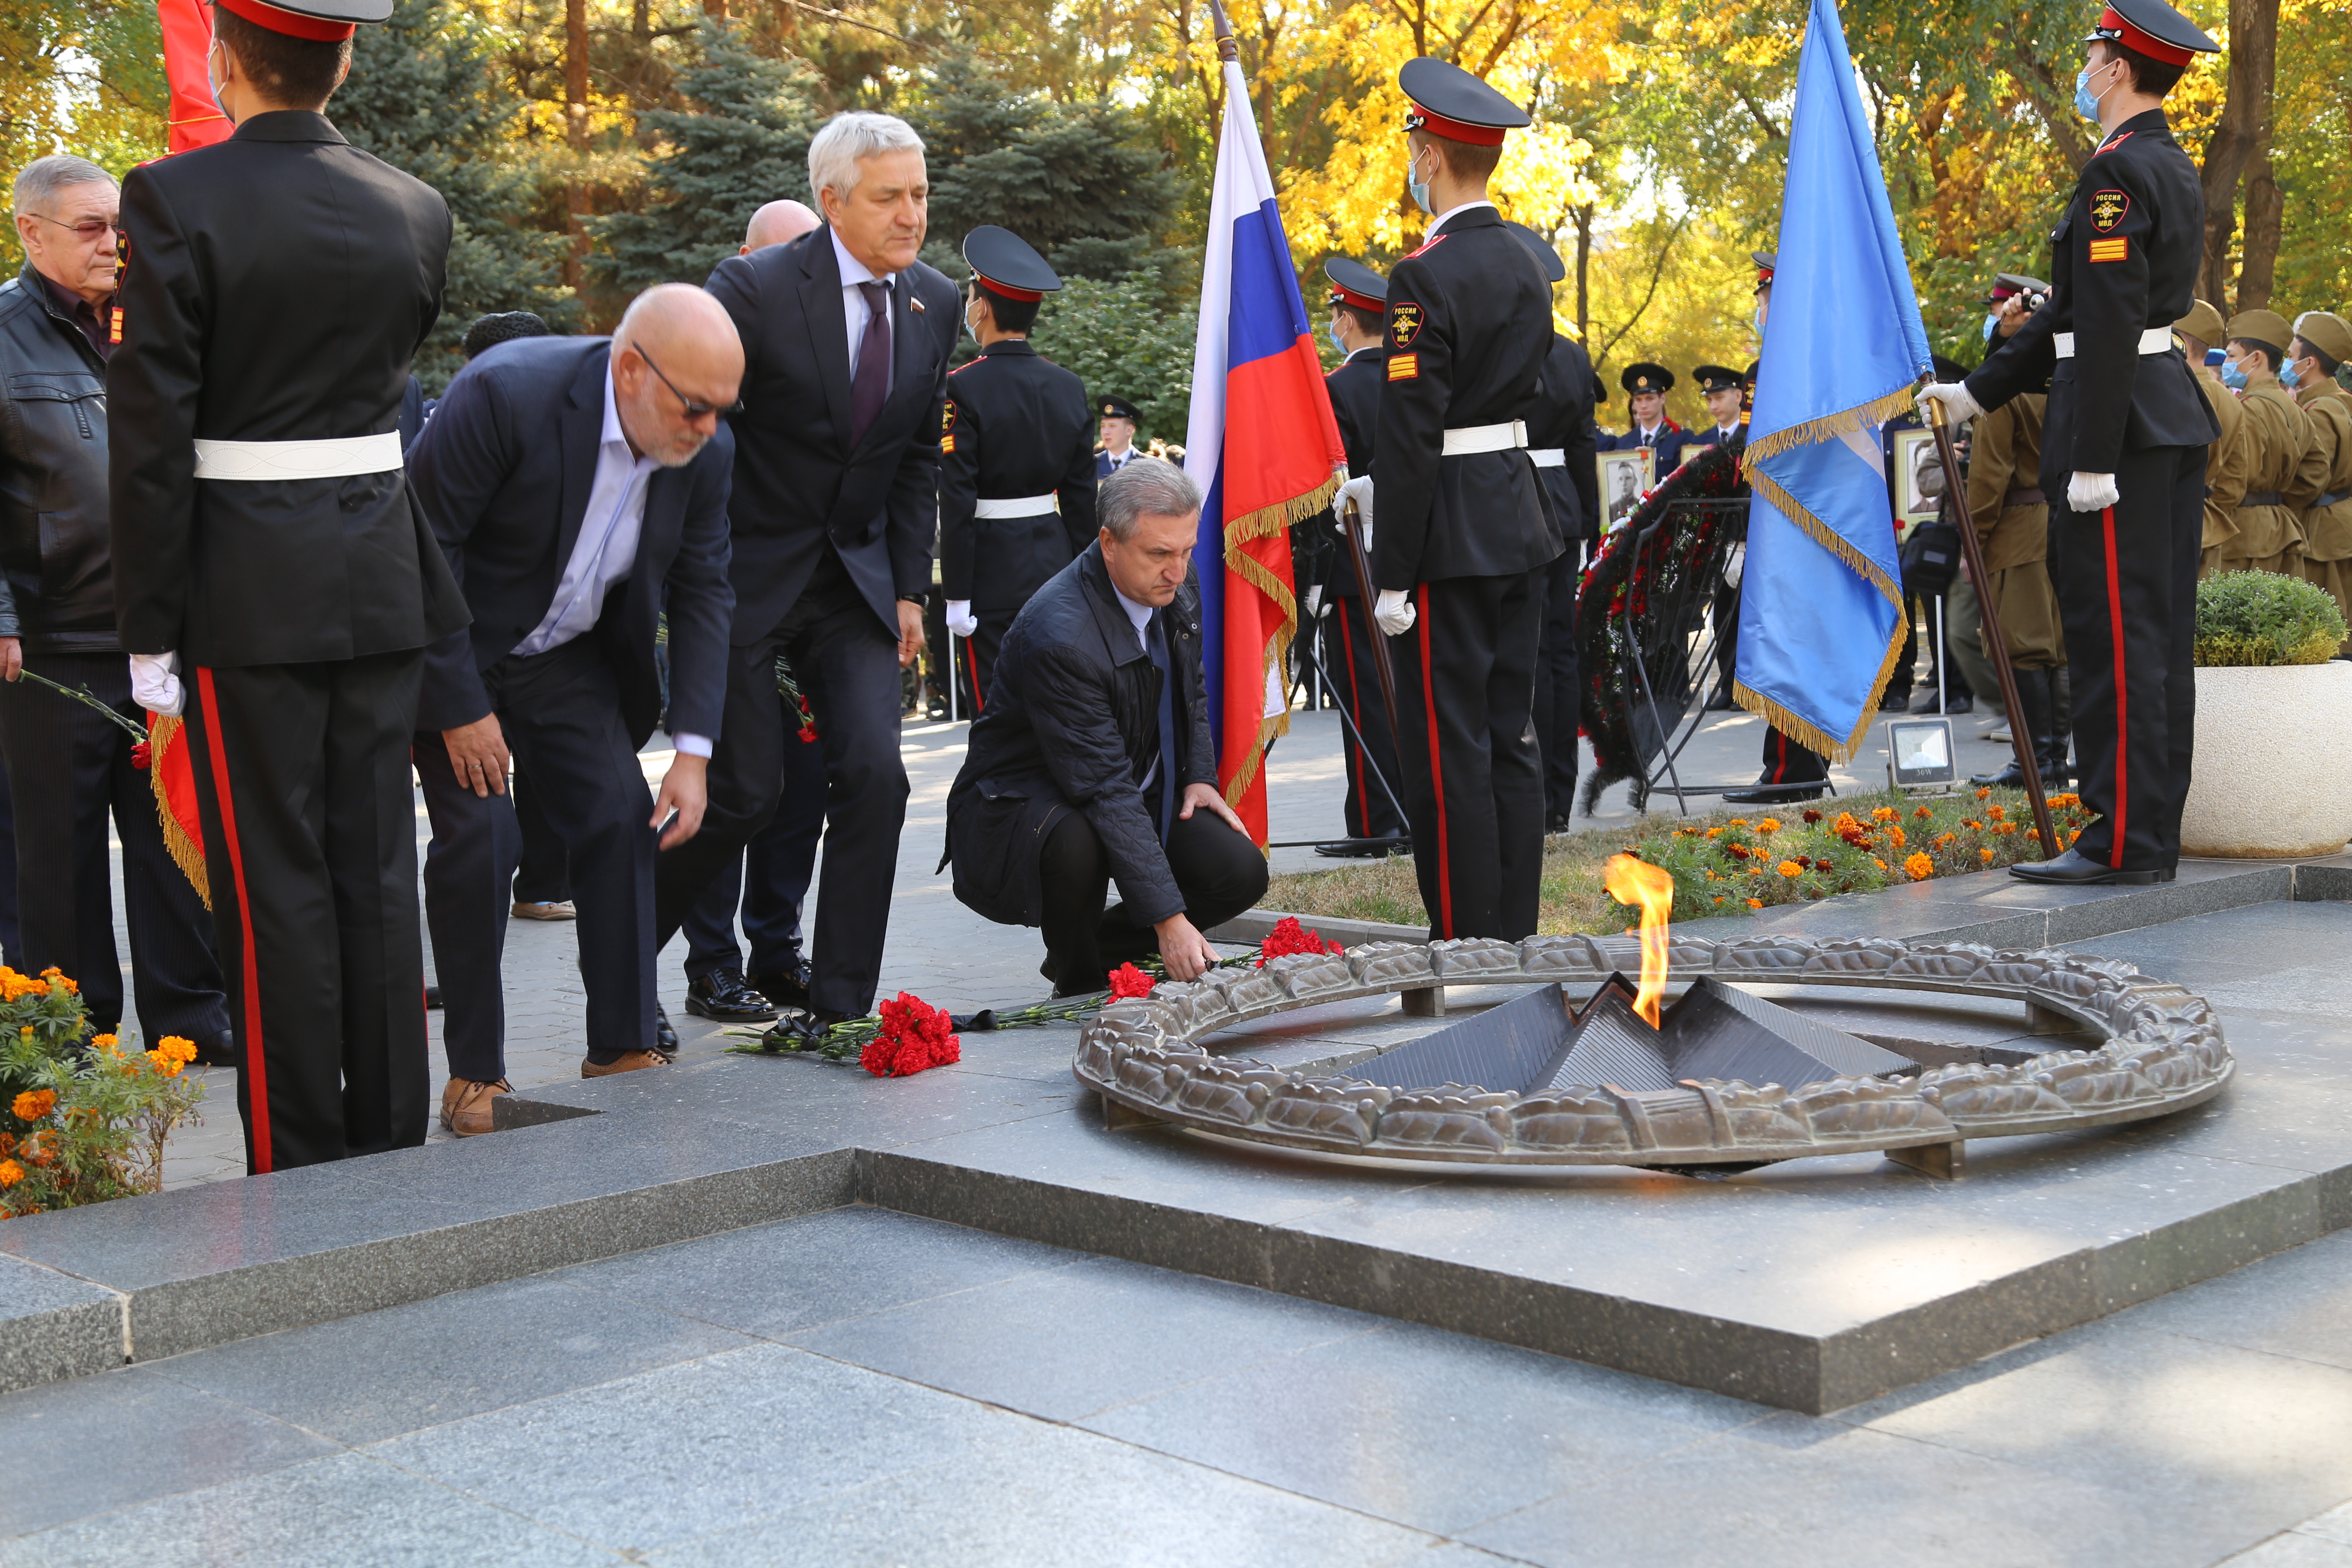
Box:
[1531,545,1583,824]
[1391,573,1546,940]
[1325,593,1406,840]
[181,650,428,1173]
[1758,726,1830,786]
[1038,806,1269,992]
[418,635,659,1081]
[0,651,229,1041]
[2055,443,2203,871]
[682,707,826,981]
[653,567,909,1019]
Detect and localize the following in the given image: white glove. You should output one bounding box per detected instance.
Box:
[129,651,184,718]
[1374,588,1417,637]
[2067,472,2121,513]
[1337,475,1375,552]
[1918,380,1984,426]
[945,600,978,638]
[1303,585,1325,620]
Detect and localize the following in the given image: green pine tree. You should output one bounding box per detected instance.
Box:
[1026,276,1195,449]
[335,0,574,392]
[593,20,820,298]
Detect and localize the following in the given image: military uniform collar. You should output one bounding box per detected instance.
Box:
[231,110,348,145]
[979,338,1037,359]
[2092,109,2170,156]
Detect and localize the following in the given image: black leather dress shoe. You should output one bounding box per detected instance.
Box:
[425,983,442,1011]
[655,1004,680,1057]
[2009,849,2174,885]
[1720,783,1826,805]
[1880,689,1912,711]
[1705,689,1736,711]
[749,954,813,1011]
[190,1029,240,1068]
[686,968,779,1023]
[1314,839,1393,859]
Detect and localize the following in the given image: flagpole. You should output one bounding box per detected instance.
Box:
[1207,0,1237,60]
[1923,389,2058,860]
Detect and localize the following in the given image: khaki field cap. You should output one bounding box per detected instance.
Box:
[2226,309,2294,355]
[2295,311,2352,365]
[2172,299,2224,346]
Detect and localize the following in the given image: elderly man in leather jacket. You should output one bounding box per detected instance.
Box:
[944,457,1266,996]
[0,155,229,1052]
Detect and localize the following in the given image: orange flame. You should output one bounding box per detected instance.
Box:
[1602,852,1675,1028]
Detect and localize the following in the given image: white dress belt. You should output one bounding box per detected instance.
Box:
[191,432,404,481]
[973,493,1058,518]
[1442,420,1528,456]
[1527,448,1566,468]
[2052,326,2174,359]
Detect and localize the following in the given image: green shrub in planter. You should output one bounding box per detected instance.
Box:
[2193,571,2349,667]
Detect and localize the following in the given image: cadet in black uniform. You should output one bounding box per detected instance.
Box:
[1926,0,2219,884]
[109,0,465,1172]
[1338,58,1557,940]
[938,227,1097,704]
[1616,363,1693,472]
[1503,222,1600,832]
[1687,364,1747,710]
[1309,257,1407,856]
[1094,396,1143,480]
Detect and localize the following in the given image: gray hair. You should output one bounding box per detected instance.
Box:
[1099,456,1202,541]
[12,155,115,217]
[807,112,925,206]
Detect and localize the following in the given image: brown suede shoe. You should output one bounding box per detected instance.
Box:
[440,1076,512,1136]
[581,1050,671,1078]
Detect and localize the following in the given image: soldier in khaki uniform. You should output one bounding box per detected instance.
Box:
[1966,273,2066,788]
[2174,300,2246,566]
[2210,308,2314,577]
[2284,311,2352,651]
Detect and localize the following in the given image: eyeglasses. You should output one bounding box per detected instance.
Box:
[633,345,741,419]
[30,214,119,242]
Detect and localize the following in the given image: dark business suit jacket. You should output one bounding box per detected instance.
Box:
[109,110,465,666]
[704,229,960,640]
[406,337,736,746]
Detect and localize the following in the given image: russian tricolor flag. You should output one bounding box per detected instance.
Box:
[1182,53,1347,846]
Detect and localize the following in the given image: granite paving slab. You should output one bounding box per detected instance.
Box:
[0,1254,122,1396]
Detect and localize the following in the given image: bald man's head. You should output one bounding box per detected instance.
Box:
[610,283,744,467]
[743,199,821,254]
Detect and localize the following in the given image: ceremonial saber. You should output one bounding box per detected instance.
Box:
[1338,494,1403,750]
[1921,387,2059,861]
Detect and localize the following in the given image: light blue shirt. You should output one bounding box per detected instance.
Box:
[833,228,896,399]
[512,365,709,756]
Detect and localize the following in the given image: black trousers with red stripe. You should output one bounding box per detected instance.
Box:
[1325,592,1406,840]
[958,611,1015,714]
[1392,573,1546,940]
[1759,726,1828,785]
[183,652,430,1173]
[2055,443,2203,871]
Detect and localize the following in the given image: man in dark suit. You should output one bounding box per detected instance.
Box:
[109,0,467,1173]
[1307,257,1406,857]
[1339,59,1559,941]
[656,111,961,1040]
[408,286,736,1132]
[1094,397,1142,480]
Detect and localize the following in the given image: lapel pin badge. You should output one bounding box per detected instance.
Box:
[910,296,926,314]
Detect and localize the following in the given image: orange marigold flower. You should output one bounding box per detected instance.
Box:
[1715,895,1728,904]
[0,1131,13,1155]
[1960,819,1982,830]
[1704,827,1723,839]
[1803,809,1823,824]
[1936,833,1957,847]
[1757,818,1781,833]
[1746,898,1764,910]
[1987,804,2006,821]
[2070,828,2083,843]
[1905,852,1935,880]
[1873,858,1888,870]
[91,1034,118,1052]
[1975,787,1991,801]
[15,1026,28,1040]
[1996,822,2017,836]
[1871,807,1897,823]
[158,1036,197,1064]
[1914,805,1933,819]
[0,1159,21,1188]
[10,1089,55,1121]
[1888,825,1907,848]
[1777,860,1803,878]
[1979,847,1995,863]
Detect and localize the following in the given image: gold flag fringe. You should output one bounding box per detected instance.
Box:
[148,715,210,910]
[1730,610,1909,765]
[1740,382,1917,466]
[1213,474,1332,848]
[1747,466,1905,610]
[1223,471,1340,547]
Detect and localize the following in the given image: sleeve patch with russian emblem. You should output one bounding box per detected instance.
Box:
[2089,189,2130,231]
[2087,237,2128,263]
[1388,302,1423,349]
[1388,353,1418,381]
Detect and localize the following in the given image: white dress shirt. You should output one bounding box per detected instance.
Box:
[832,227,896,399]
[1425,198,1496,238]
[1102,444,1137,471]
[511,365,710,756]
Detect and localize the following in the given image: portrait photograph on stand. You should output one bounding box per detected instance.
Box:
[1598,446,1656,535]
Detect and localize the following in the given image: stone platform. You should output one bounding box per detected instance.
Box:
[6,858,2352,1424]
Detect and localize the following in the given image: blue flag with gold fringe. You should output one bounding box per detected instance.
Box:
[1736,0,1932,761]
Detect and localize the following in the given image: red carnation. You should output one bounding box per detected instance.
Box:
[1106,963,1156,999]
[1256,915,1333,967]
[861,992,962,1077]
[130,741,151,772]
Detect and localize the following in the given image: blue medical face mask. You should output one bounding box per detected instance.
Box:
[2220,356,2250,390]
[2074,62,2110,124]
[1983,313,2000,343]
[2281,359,2303,390]
[1329,322,1347,357]
[1407,148,1434,216]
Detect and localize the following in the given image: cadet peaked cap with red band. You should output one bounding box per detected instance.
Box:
[2084,0,2218,67]
[1324,257,1388,315]
[1399,57,1531,147]
[213,0,389,42]
[1753,251,1776,291]
[961,225,1060,303]
[1986,272,2050,303]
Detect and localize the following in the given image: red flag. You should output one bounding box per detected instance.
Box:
[158,0,232,153]
[147,714,209,907]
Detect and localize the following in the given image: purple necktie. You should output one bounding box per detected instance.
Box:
[849,279,891,449]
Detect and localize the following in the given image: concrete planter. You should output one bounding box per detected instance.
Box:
[2179,661,2352,858]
